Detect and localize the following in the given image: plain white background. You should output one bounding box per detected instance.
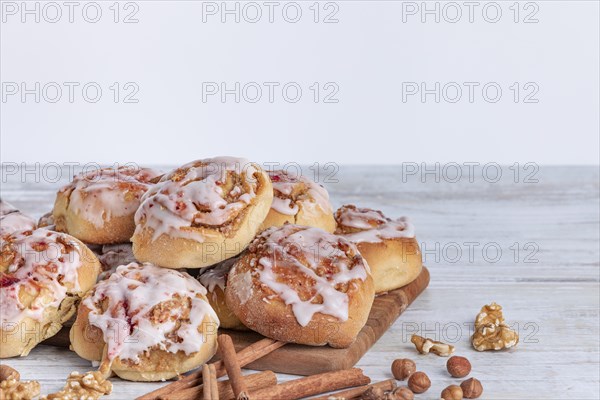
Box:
[1,0,599,165]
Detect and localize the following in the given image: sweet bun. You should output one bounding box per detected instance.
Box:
[225,224,374,348]
[0,200,36,237]
[197,258,247,330]
[53,166,162,244]
[259,170,335,233]
[334,205,422,294]
[0,229,100,358]
[70,262,219,381]
[132,157,273,269]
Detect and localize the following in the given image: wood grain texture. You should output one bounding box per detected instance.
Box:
[1,165,598,399]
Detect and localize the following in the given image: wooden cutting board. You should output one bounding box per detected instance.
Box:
[44,267,429,376]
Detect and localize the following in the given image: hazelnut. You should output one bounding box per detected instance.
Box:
[391,359,416,380]
[407,371,430,394]
[446,356,471,378]
[460,378,483,399]
[390,387,414,400]
[441,385,463,400]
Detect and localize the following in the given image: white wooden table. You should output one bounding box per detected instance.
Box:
[1,165,599,399]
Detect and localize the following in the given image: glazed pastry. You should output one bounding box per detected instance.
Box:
[197,258,247,330]
[132,157,273,269]
[70,262,219,381]
[0,200,36,237]
[334,205,422,293]
[0,229,100,358]
[53,166,162,244]
[226,224,374,348]
[259,170,335,232]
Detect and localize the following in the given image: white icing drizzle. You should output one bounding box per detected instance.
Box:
[334,205,416,243]
[134,157,261,242]
[0,200,36,236]
[238,225,369,327]
[197,257,237,293]
[59,167,161,228]
[268,170,332,217]
[83,262,219,364]
[0,229,83,323]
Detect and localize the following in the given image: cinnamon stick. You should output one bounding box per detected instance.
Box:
[249,368,371,400]
[136,338,285,400]
[217,335,248,400]
[202,364,218,400]
[311,379,396,400]
[161,371,277,400]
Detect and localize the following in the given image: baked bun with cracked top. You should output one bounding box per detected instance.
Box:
[53,166,162,245]
[70,262,219,381]
[0,229,100,358]
[259,169,335,233]
[226,224,374,348]
[132,157,273,269]
[197,257,247,330]
[334,205,422,294]
[0,200,36,238]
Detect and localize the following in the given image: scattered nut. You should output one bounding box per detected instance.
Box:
[390,387,414,400]
[446,356,472,378]
[0,366,40,400]
[472,302,519,351]
[407,371,430,394]
[411,334,455,357]
[475,302,505,327]
[0,365,19,382]
[461,378,483,399]
[391,359,416,380]
[441,385,463,400]
[360,386,385,400]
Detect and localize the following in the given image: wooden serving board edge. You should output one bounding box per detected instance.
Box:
[214,266,430,375]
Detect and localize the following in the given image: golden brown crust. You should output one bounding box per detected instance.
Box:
[334,205,422,293]
[70,263,219,381]
[259,170,335,233]
[71,303,218,381]
[132,158,273,269]
[197,261,248,330]
[225,224,374,348]
[0,230,100,358]
[356,238,422,293]
[52,166,161,245]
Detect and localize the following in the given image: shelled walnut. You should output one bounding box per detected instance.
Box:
[411,334,455,356]
[472,323,519,351]
[0,365,40,400]
[475,302,505,327]
[42,371,112,400]
[472,302,519,351]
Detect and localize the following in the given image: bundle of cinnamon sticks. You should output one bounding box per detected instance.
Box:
[136,334,390,400]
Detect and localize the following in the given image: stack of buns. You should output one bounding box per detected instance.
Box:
[0,156,423,382]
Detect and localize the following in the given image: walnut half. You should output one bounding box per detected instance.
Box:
[411,334,455,357]
[42,371,112,400]
[0,378,41,400]
[472,302,519,351]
